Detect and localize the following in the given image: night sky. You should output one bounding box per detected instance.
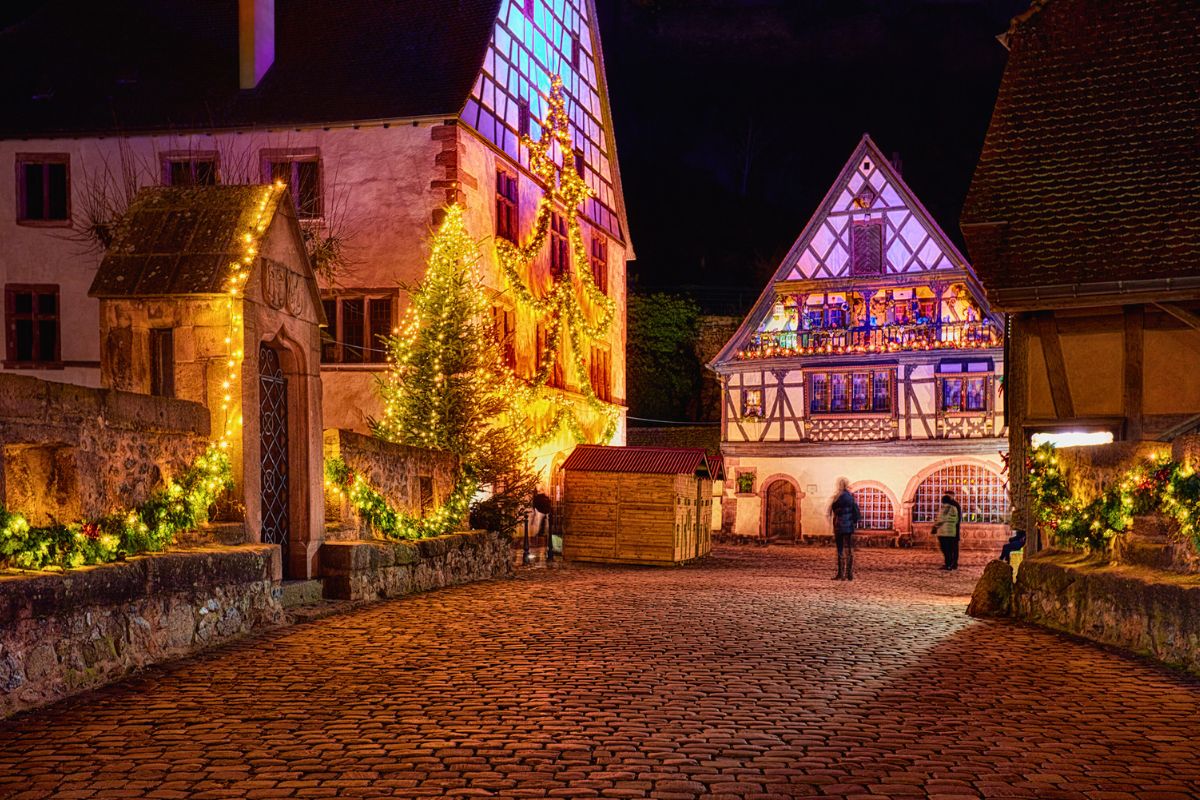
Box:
[596,0,1028,311]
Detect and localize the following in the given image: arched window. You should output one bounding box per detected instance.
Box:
[911,464,1009,524]
[852,487,894,530]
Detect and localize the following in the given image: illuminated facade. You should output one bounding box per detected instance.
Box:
[710,136,1009,546]
[0,0,630,486]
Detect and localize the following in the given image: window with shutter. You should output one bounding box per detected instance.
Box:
[850,219,884,276]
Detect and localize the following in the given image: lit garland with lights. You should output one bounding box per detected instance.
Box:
[324,457,474,540]
[0,183,287,571]
[1028,443,1200,551]
[494,74,620,445]
[0,444,232,571]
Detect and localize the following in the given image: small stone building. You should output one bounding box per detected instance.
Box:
[89,185,326,579]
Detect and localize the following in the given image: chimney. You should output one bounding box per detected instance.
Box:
[239,0,275,89]
[890,151,903,176]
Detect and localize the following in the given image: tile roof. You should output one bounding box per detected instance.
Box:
[90,185,287,297]
[0,0,502,137]
[561,445,715,478]
[960,0,1200,310]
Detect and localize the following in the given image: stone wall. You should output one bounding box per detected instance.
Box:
[1054,441,1171,506]
[1014,549,1200,676]
[0,374,210,525]
[323,429,459,540]
[321,530,512,601]
[0,544,283,718]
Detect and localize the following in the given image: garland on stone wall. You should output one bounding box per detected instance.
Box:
[1028,443,1200,551]
[495,75,620,446]
[324,457,474,540]
[0,444,232,571]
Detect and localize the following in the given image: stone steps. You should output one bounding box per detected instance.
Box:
[278,578,325,609]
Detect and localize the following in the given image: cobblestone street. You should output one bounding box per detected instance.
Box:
[1,546,1198,800]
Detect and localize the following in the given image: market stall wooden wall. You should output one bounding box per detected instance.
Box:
[560,446,717,566]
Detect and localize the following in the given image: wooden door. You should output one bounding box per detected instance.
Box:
[765,480,796,542]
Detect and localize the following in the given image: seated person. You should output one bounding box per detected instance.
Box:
[1000,529,1027,563]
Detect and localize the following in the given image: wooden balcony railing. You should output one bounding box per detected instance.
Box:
[736,320,1000,360]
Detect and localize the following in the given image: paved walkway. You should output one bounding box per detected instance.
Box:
[1,546,1198,800]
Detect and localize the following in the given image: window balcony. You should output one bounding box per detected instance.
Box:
[736,319,1001,360]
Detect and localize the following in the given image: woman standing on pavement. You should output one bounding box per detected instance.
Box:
[933,491,961,570]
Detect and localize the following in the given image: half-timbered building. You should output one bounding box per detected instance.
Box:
[961,0,1200,549]
[710,136,1009,547]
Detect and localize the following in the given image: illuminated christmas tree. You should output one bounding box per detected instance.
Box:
[372,205,536,531]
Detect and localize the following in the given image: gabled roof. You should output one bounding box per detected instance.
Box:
[960,0,1200,311]
[0,0,502,137]
[90,186,322,325]
[562,445,716,478]
[710,135,992,367]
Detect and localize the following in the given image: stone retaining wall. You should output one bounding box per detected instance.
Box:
[323,429,459,539]
[0,544,283,718]
[321,530,512,601]
[1014,549,1200,675]
[0,374,211,526]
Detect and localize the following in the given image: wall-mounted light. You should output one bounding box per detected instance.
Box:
[1030,430,1115,448]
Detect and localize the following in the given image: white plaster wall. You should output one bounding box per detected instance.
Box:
[724,451,1007,538]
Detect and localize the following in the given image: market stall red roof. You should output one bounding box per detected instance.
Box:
[562,445,718,479]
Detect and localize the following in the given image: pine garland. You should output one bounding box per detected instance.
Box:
[324,457,474,540]
[1028,443,1200,551]
[0,444,232,571]
[494,74,620,445]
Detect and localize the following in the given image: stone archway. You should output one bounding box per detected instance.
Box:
[249,327,323,580]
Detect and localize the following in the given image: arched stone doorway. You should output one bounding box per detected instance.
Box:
[764,479,798,543]
[258,343,291,574]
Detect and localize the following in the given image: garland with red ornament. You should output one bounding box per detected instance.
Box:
[1027,443,1200,551]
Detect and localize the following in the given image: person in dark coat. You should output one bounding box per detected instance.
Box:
[829,478,861,580]
[1000,528,1026,563]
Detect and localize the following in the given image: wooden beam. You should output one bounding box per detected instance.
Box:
[1154,301,1200,332]
[1124,305,1144,441]
[1033,311,1075,419]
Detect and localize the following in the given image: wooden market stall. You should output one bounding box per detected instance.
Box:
[560,445,719,565]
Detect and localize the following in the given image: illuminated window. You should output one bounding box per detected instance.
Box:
[321,295,393,364]
[550,212,569,278]
[939,359,992,412]
[742,388,763,418]
[809,370,892,414]
[911,464,1009,524]
[590,234,608,294]
[263,150,321,219]
[536,322,564,387]
[16,154,69,223]
[495,169,518,242]
[162,152,217,186]
[492,305,516,369]
[852,487,894,530]
[590,346,611,401]
[4,284,60,366]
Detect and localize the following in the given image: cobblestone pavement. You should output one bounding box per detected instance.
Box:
[2,546,1199,800]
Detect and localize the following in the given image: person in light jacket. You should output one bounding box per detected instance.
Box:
[933,491,961,570]
[829,478,861,581]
